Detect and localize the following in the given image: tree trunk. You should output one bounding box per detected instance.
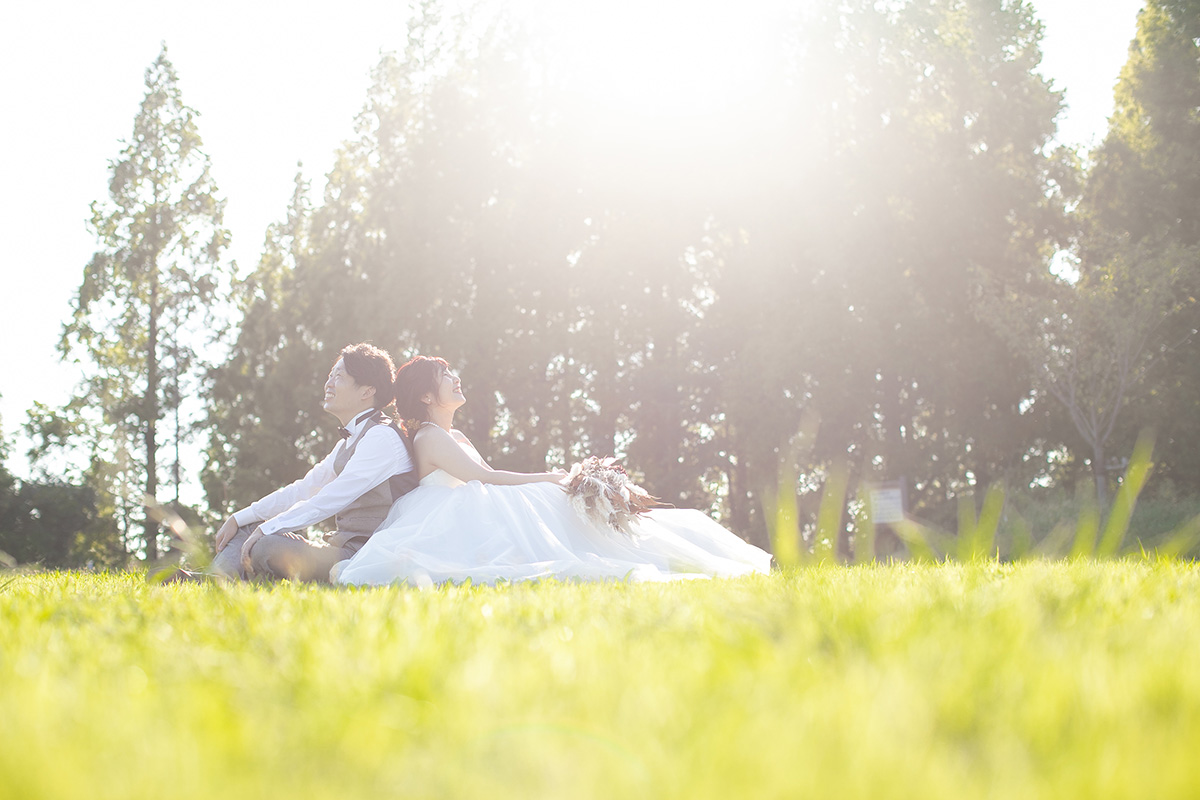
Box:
[144,261,160,562]
[728,448,750,541]
[1092,442,1108,510]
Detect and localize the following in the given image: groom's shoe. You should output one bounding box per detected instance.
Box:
[153,568,213,585]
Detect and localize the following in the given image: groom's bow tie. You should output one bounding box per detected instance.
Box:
[337,427,351,441]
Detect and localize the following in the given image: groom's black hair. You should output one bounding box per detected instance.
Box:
[338,343,397,410]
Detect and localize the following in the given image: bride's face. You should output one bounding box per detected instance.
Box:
[433,367,466,409]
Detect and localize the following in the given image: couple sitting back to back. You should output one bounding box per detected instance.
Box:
[195,342,772,586]
[205,343,562,583]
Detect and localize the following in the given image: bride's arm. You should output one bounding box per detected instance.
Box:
[418,426,560,485]
[452,429,494,471]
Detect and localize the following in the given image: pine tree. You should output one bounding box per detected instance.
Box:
[54,44,230,561]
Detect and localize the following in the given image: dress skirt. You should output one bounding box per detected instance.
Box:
[335,476,771,587]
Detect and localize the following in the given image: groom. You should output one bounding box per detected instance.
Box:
[205,342,418,582]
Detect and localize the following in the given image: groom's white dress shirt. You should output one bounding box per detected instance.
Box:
[232,409,414,537]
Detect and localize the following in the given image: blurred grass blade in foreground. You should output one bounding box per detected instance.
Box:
[815,464,848,563]
[766,464,802,569]
[1098,431,1155,557]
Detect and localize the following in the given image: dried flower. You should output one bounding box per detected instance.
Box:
[564,456,660,536]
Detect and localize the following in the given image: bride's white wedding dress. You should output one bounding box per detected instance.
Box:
[334,442,771,587]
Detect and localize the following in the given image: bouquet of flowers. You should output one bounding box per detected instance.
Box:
[564,456,660,536]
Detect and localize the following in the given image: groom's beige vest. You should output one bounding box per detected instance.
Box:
[326,414,419,549]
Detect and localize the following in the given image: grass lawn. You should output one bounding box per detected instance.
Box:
[2,561,1199,799]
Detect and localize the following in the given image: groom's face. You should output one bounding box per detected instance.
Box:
[323,358,373,419]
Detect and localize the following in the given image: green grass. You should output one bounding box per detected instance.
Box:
[4,563,1200,799]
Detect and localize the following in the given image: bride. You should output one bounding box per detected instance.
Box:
[333,356,771,586]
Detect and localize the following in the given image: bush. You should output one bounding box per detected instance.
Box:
[0,479,125,568]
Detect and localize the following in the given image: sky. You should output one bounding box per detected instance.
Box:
[0,0,1147,489]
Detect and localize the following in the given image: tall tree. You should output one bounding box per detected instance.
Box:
[1085,0,1200,248]
[53,44,229,560]
[979,235,1188,507]
[203,170,325,514]
[1081,0,1200,491]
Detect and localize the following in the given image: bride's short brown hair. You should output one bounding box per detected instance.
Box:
[393,355,451,433]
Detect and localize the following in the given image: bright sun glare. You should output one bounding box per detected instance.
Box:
[526,0,792,132]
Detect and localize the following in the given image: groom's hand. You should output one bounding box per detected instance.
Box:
[214,516,240,553]
[241,527,266,576]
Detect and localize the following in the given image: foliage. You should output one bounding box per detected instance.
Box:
[1085,0,1200,249]
[202,171,326,517]
[4,563,1200,798]
[1081,0,1200,491]
[0,480,123,569]
[0,408,121,568]
[0,416,14,564]
[40,44,230,560]
[976,235,1189,506]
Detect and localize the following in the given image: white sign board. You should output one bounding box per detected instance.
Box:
[868,484,906,525]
